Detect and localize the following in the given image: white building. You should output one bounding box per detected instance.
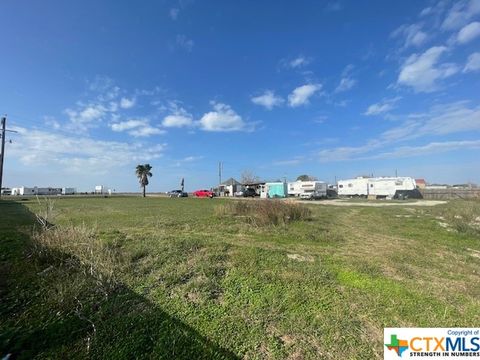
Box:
[288,181,327,198]
[62,187,76,195]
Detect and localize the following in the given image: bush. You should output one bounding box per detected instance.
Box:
[439,200,480,236]
[215,200,311,226]
[32,224,123,293]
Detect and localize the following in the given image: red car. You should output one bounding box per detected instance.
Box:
[193,189,215,198]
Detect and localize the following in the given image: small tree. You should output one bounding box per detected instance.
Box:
[241,170,260,184]
[296,174,317,181]
[135,164,153,197]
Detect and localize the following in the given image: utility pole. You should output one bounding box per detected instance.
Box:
[0,117,6,197]
[0,116,17,198]
[218,161,223,186]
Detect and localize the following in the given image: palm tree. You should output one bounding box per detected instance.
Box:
[135,164,153,197]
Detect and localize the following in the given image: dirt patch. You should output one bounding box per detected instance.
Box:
[299,199,447,207]
[287,253,314,262]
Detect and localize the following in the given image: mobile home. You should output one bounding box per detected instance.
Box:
[288,181,327,198]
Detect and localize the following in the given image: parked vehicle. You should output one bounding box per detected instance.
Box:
[193,189,215,198]
[168,190,188,198]
[242,188,257,197]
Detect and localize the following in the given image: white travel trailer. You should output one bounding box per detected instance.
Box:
[288,181,327,198]
[368,177,417,199]
[337,177,370,197]
[10,186,62,196]
[338,177,419,199]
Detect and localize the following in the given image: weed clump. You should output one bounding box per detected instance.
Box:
[215,200,311,226]
[439,200,480,236]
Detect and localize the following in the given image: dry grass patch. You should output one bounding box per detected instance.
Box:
[215,200,311,226]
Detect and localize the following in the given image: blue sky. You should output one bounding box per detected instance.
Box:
[1,0,480,192]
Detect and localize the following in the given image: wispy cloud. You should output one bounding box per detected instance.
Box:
[397,46,459,92]
[251,90,284,110]
[364,97,401,116]
[169,8,180,20]
[464,52,480,72]
[110,119,165,137]
[457,21,480,43]
[391,23,429,49]
[324,1,343,12]
[288,84,322,107]
[442,0,480,31]
[176,34,194,52]
[317,101,480,162]
[335,65,357,93]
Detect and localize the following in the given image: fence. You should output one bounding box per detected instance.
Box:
[420,188,480,200]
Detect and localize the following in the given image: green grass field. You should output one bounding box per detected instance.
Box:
[1,197,479,359]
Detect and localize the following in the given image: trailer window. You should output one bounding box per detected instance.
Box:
[348,183,352,187]
[339,184,343,188]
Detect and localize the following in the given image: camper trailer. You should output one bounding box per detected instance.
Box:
[288,181,327,199]
[337,177,370,197]
[338,177,420,199]
[367,177,418,199]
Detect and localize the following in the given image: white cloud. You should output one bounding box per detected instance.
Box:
[335,77,356,93]
[176,35,194,52]
[391,23,429,48]
[457,21,480,43]
[111,119,147,132]
[288,84,322,107]
[464,52,480,72]
[442,0,480,30]
[317,101,480,162]
[111,119,165,137]
[324,1,343,12]
[128,126,165,137]
[162,107,194,128]
[364,97,401,116]
[372,140,480,160]
[198,102,248,132]
[64,104,108,131]
[251,90,284,110]
[397,46,459,92]
[120,97,136,109]
[169,8,179,20]
[289,56,310,69]
[8,126,165,174]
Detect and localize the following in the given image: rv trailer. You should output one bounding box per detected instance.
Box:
[338,177,421,199]
[337,177,370,197]
[288,181,327,199]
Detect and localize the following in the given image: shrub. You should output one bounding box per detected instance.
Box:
[215,200,311,226]
[439,200,480,236]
